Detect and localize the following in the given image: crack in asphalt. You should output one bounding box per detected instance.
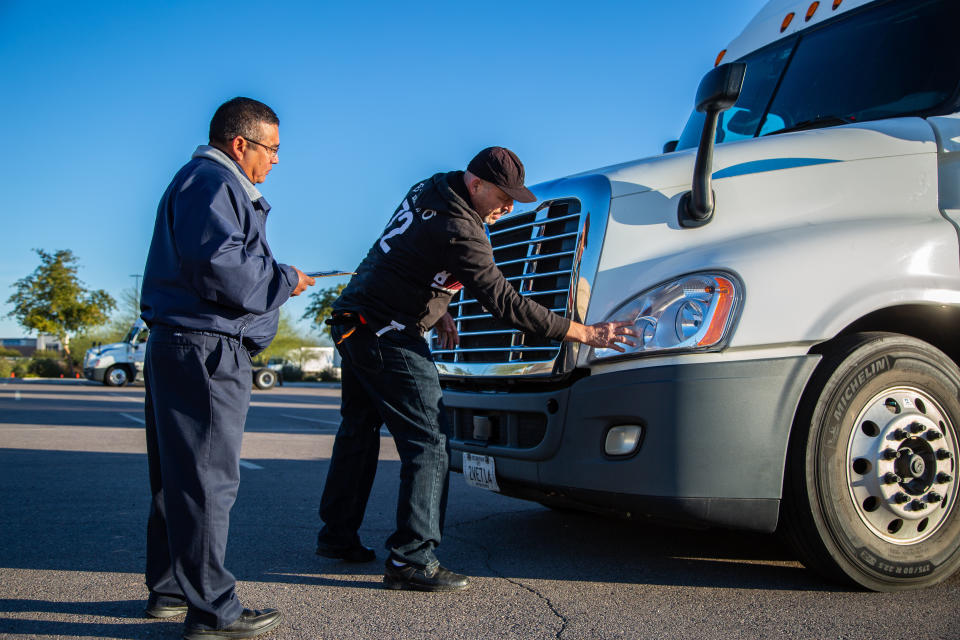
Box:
[447,514,570,639]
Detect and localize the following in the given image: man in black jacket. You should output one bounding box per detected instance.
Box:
[316,147,634,591]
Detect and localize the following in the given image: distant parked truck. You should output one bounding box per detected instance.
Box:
[83,319,148,387]
[268,346,340,380]
[83,319,282,389]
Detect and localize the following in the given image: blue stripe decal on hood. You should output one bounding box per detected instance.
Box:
[712,157,840,179]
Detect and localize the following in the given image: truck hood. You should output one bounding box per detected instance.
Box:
[549,117,936,203]
[87,342,127,357]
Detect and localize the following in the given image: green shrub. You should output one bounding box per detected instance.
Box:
[0,347,22,357]
[28,356,68,378]
[0,358,30,378]
[32,349,62,359]
[318,367,341,382]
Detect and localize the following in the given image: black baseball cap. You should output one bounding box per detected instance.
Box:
[467,146,536,203]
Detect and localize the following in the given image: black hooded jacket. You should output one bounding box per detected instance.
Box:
[334,171,570,341]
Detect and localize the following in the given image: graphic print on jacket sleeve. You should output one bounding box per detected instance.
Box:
[430,270,463,295]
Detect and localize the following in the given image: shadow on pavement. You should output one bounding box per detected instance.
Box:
[0,446,845,594]
[0,617,177,639]
[0,598,145,617]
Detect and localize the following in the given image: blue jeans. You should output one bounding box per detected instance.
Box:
[319,324,450,570]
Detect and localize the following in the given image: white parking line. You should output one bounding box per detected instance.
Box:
[106,393,144,403]
[280,413,340,426]
[122,413,263,469]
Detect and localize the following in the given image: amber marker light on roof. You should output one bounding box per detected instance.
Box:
[805,1,819,20]
[715,49,727,67]
[833,0,843,9]
[781,12,795,32]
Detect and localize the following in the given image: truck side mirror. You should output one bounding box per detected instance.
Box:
[678,62,746,228]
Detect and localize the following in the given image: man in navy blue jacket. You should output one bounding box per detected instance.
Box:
[140,97,313,640]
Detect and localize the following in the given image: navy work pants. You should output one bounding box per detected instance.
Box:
[144,326,250,630]
[319,324,450,570]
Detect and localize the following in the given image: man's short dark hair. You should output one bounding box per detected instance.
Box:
[209,97,279,145]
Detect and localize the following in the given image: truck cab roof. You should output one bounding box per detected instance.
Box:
[724,0,874,62]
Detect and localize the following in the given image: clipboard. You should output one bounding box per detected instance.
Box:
[305,270,356,278]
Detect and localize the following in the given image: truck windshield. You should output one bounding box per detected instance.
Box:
[676,0,960,150]
[124,325,148,345]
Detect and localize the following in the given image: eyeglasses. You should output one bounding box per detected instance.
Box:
[243,137,279,158]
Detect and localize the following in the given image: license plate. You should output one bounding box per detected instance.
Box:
[463,452,499,492]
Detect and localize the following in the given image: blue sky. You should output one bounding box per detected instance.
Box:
[0,0,766,339]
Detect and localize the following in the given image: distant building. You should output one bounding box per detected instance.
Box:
[0,335,62,356]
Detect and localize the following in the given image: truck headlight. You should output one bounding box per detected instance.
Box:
[591,272,742,361]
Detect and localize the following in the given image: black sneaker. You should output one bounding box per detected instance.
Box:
[144,592,188,619]
[181,608,282,640]
[383,560,470,592]
[315,535,376,563]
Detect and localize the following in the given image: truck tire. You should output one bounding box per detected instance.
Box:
[253,368,277,390]
[104,365,130,387]
[781,332,960,590]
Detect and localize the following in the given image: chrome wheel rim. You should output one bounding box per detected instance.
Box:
[846,386,958,544]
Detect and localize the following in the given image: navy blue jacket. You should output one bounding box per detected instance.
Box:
[141,150,297,355]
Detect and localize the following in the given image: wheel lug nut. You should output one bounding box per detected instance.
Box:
[894,492,910,504]
[883,472,902,484]
[882,448,899,460]
[927,492,943,503]
[912,499,928,510]
[927,431,943,441]
[937,472,953,484]
[936,449,952,460]
[909,422,926,434]
[892,429,909,440]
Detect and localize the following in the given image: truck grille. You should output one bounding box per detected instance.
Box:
[431,198,583,364]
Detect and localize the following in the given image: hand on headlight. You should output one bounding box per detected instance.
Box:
[566,320,637,352]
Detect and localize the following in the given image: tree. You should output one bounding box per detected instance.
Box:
[302,283,346,339]
[253,309,321,364]
[67,285,150,366]
[7,249,116,362]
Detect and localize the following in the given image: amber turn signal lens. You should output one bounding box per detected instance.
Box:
[781,12,795,32]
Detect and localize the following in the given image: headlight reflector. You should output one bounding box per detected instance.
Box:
[591,272,741,361]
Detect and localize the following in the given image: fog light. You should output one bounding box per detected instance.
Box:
[605,425,643,456]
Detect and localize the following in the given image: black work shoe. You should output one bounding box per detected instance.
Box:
[182,608,283,640]
[383,561,470,592]
[316,537,376,563]
[144,593,188,619]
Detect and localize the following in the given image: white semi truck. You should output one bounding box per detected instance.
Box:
[82,319,148,387]
[435,0,960,590]
[82,319,281,389]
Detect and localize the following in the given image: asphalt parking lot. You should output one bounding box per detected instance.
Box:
[1,379,958,640]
